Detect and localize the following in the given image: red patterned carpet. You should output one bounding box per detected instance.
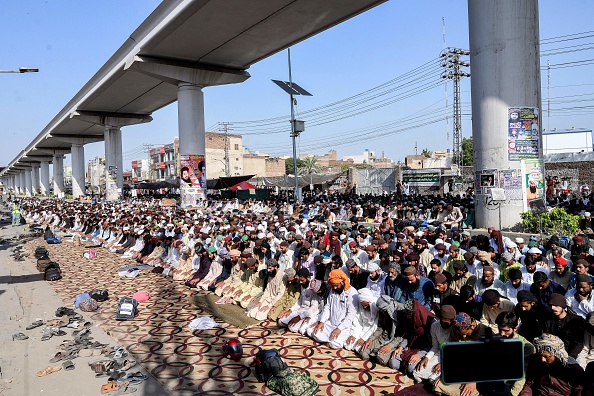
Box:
[28,238,407,395]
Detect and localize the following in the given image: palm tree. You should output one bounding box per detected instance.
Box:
[297,156,323,175]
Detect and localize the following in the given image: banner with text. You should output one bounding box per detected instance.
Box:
[508,107,540,161]
[402,170,441,187]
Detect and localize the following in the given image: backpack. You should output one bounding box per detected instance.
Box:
[43,227,54,240]
[37,258,54,273]
[74,293,92,308]
[44,263,62,281]
[266,369,319,396]
[34,247,49,259]
[254,348,288,383]
[46,236,62,244]
[89,289,109,302]
[558,235,571,250]
[115,297,138,321]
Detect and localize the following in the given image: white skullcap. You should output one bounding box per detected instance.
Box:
[368,262,381,272]
[586,212,591,217]
[528,247,541,254]
[515,237,524,244]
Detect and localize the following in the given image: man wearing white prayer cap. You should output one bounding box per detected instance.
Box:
[365,262,387,298]
[344,288,379,352]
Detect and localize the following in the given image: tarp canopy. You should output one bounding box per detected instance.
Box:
[131,179,179,190]
[229,181,257,191]
[251,172,345,188]
[125,175,255,191]
[207,175,255,190]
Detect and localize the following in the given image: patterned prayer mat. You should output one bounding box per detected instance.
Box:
[28,238,407,395]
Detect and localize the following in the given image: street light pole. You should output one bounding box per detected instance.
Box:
[0,67,39,73]
[288,49,299,201]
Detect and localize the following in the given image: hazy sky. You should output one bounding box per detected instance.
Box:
[1,1,593,170]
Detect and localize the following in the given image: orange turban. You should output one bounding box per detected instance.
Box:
[327,269,351,291]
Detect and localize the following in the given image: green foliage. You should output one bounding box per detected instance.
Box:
[421,148,432,158]
[285,158,304,175]
[340,165,350,172]
[298,156,323,175]
[354,163,374,170]
[461,137,473,166]
[520,207,581,236]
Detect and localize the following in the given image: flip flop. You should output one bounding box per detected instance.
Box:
[120,371,148,385]
[114,359,136,372]
[26,320,44,330]
[101,381,122,394]
[78,348,101,357]
[108,384,137,396]
[37,366,62,377]
[62,360,75,371]
[49,352,67,363]
[67,321,80,329]
[12,333,29,341]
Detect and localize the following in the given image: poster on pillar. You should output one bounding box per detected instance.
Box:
[508,107,540,161]
[521,159,545,211]
[179,154,206,207]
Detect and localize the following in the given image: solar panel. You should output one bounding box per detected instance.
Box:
[271,80,313,96]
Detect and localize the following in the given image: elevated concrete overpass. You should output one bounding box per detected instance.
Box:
[2,0,387,198]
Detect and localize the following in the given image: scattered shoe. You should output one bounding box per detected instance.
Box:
[67,321,81,329]
[12,333,29,341]
[49,352,68,363]
[26,320,44,330]
[37,366,62,377]
[109,384,137,396]
[62,360,75,371]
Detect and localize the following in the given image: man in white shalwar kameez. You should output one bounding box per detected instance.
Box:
[307,269,358,349]
[344,288,379,353]
[278,269,324,334]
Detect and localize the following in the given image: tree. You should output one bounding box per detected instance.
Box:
[421,148,433,158]
[461,137,474,166]
[297,156,323,175]
[285,157,304,175]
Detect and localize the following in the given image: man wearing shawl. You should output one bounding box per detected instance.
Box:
[344,288,379,353]
[359,295,405,366]
[232,258,264,308]
[267,268,301,322]
[307,269,358,349]
[388,299,436,377]
[246,259,286,320]
[521,333,585,395]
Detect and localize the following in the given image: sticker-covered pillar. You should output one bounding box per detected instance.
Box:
[468,0,542,229]
[124,56,250,205]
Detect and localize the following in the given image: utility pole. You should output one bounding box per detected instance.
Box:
[441,48,470,177]
[219,122,231,177]
[271,49,312,202]
[547,60,550,132]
